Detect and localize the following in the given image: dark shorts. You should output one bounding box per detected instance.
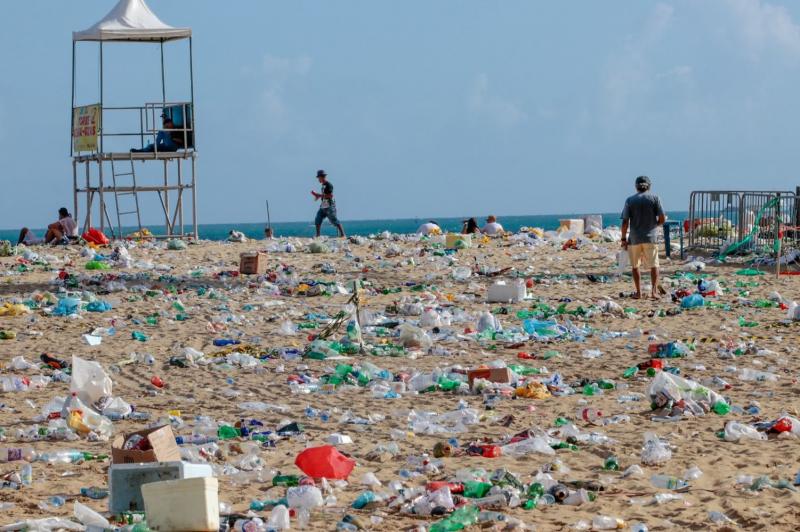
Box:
[315,206,340,226]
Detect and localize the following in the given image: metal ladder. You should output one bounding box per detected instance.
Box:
[111,155,143,238]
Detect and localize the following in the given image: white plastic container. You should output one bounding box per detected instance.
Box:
[583,215,603,234]
[109,461,213,514]
[558,219,585,234]
[142,477,219,531]
[487,280,526,303]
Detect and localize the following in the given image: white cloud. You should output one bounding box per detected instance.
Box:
[723,0,800,60]
[249,54,313,134]
[467,73,527,127]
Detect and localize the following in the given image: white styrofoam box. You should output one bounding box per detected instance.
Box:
[583,214,603,234]
[142,477,219,531]
[487,279,526,303]
[558,219,585,234]
[108,461,213,514]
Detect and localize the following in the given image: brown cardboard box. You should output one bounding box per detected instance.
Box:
[467,367,513,387]
[239,252,268,275]
[112,425,182,464]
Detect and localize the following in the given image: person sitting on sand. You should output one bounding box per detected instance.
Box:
[131,114,183,153]
[481,215,504,235]
[19,207,78,246]
[462,218,479,234]
[417,220,442,235]
[228,230,247,243]
[621,175,665,300]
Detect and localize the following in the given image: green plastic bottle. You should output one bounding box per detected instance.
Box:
[428,505,479,532]
[598,379,616,390]
[603,456,619,471]
[526,482,544,499]
[217,425,240,440]
[271,474,300,487]
[622,367,639,379]
[462,481,492,498]
[712,401,731,415]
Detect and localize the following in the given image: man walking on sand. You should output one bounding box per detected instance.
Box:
[621,176,666,300]
[311,169,346,238]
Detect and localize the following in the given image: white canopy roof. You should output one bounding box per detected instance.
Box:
[73,0,191,42]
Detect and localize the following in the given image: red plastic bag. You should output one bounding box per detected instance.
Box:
[82,228,109,246]
[294,445,355,480]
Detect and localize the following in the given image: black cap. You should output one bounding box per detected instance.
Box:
[316,170,327,178]
[635,175,651,190]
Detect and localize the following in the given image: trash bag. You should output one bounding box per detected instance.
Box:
[680,293,705,309]
[523,319,566,340]
[641,432,672,465]
[723,421,767,442]
[398,323,432,350]
[52,298,81,316]
[295,445,355,480]
[82,228,110,246]
[70,356,112,405]
[167,239,187,250]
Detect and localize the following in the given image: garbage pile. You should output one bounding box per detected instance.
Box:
[0,230,798,530]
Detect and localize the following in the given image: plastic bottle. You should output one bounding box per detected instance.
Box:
[592,515,625,530]
[650,474,689,490]
[429,505,479,532]
[39,450,85,464]
[272,474,300,487]
[80,486,109,499]
[576,407,603,424]
[0,447,36,463]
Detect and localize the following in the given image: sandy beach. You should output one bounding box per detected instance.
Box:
[1,234,799,531]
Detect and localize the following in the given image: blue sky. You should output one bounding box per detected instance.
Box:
[2,0,800,228]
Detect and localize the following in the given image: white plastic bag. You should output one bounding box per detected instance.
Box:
[723,421,767,442]
[70,356,112,405]
[641,432,672,465]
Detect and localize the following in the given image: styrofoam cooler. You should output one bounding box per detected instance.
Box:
[487,279,526,303]
[142,477,219,531]
[558,219,585,234]
[109,461,213,514]
[583,215,603,234]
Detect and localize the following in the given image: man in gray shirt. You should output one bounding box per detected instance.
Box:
[621,176,666,299]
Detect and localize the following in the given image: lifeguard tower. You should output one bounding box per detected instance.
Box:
[71,0,197,239]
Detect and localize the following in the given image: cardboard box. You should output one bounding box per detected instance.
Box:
[112,425,181,465]
[239,252,267,275]
[467,367,513,387]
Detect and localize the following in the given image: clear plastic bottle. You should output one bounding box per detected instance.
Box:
[650,474,689,490]
[576,407,603,424]
[592,515,625,530]
[0,447,36,462]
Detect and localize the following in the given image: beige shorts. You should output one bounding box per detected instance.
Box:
[628,243,659,269]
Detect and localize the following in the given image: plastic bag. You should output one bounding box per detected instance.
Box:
[398,323,432,350]
[680,293,705,309]
[723,421,767,442]
[70,356,112,405]
[641,432,672,465]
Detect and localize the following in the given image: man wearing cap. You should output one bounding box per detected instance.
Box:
[311,170,346,238]
[621,176,666,299]
[131,114,183,153]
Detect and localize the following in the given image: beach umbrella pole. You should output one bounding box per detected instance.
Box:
[264,200,273,239]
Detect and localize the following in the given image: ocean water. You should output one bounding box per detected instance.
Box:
[0,211,686,242]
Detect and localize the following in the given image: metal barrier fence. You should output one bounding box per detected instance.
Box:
[687,190,800,253]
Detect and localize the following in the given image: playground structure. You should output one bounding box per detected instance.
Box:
[71,0,198,240]
[687,189,800,274]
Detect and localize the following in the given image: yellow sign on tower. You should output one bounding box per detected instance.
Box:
[72,104,101,152]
